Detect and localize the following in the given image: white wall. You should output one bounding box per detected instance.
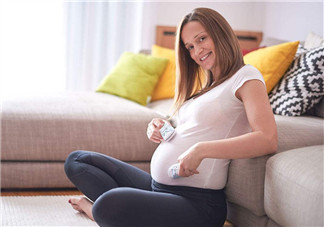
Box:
[141,1,323,49]
[262,2,323,41]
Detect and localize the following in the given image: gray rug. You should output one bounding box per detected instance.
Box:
[1,195,98,226]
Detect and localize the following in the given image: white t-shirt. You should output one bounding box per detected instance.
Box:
[150,64,265,190]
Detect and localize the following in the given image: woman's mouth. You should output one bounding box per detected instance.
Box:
[200,52,212,61]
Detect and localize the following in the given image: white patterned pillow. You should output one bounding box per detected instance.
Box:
[295,44,308,58]
[269,46,324,116]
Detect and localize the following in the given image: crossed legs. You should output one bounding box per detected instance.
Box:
[64,150,226,227]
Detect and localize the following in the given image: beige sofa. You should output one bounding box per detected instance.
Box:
[1,91,323,226]
[1,92,161,188]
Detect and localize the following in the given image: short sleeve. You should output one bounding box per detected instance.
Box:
[231,65,265,95]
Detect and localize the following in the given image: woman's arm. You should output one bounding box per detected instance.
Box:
[178,79,278,176]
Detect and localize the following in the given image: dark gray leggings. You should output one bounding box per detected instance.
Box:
[64,150,227,227]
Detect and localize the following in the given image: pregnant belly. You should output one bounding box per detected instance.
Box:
[150,132,206,186]
[150,128,230,190]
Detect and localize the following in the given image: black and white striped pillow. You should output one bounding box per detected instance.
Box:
[269,46,324,116]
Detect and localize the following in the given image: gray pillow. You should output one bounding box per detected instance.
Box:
[305,98,324,118]
[259,37,288,47]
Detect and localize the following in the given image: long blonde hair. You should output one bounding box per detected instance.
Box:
[172,8,244,114]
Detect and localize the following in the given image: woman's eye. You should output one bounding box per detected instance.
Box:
[187,46,193,51]
[199,36,206,42]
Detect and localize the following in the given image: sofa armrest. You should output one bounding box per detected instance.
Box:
[225,115,323,217]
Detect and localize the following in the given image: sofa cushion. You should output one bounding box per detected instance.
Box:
[1,161,150,189]
[147,98,174,117]
[304,31,324,49]
[151,45,176,101]
[1,92,162,162]
[269,46,324,116]
[225,115,323,217]
[275,114,324,152]
[265,145,323,226]
[305,98,324,118]
[243,41,299,93]
[96,52,168,105]
[226,155,270,217]
[227,201,269,227]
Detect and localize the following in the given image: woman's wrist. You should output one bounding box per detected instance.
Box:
[195,141,209,161]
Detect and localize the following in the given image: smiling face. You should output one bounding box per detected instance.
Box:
[181,21,220,78]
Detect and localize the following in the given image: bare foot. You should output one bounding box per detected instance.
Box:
[68,196,95,221]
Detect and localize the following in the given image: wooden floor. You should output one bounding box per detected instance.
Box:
[1,189,82,196]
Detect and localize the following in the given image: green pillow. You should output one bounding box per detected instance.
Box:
[96,52,168,105]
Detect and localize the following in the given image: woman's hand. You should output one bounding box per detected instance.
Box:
[147,118,165,143]
[178,143,202,177]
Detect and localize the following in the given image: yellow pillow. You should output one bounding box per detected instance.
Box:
[244,41,299,93]
[151,45,176,101]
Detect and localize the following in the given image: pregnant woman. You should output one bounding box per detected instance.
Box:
[65,7,277,227]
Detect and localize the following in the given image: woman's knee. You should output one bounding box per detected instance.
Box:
[92,189,128,226]
[64,150,90,178]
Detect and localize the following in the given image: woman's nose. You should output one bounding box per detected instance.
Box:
[195,46,203,56]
